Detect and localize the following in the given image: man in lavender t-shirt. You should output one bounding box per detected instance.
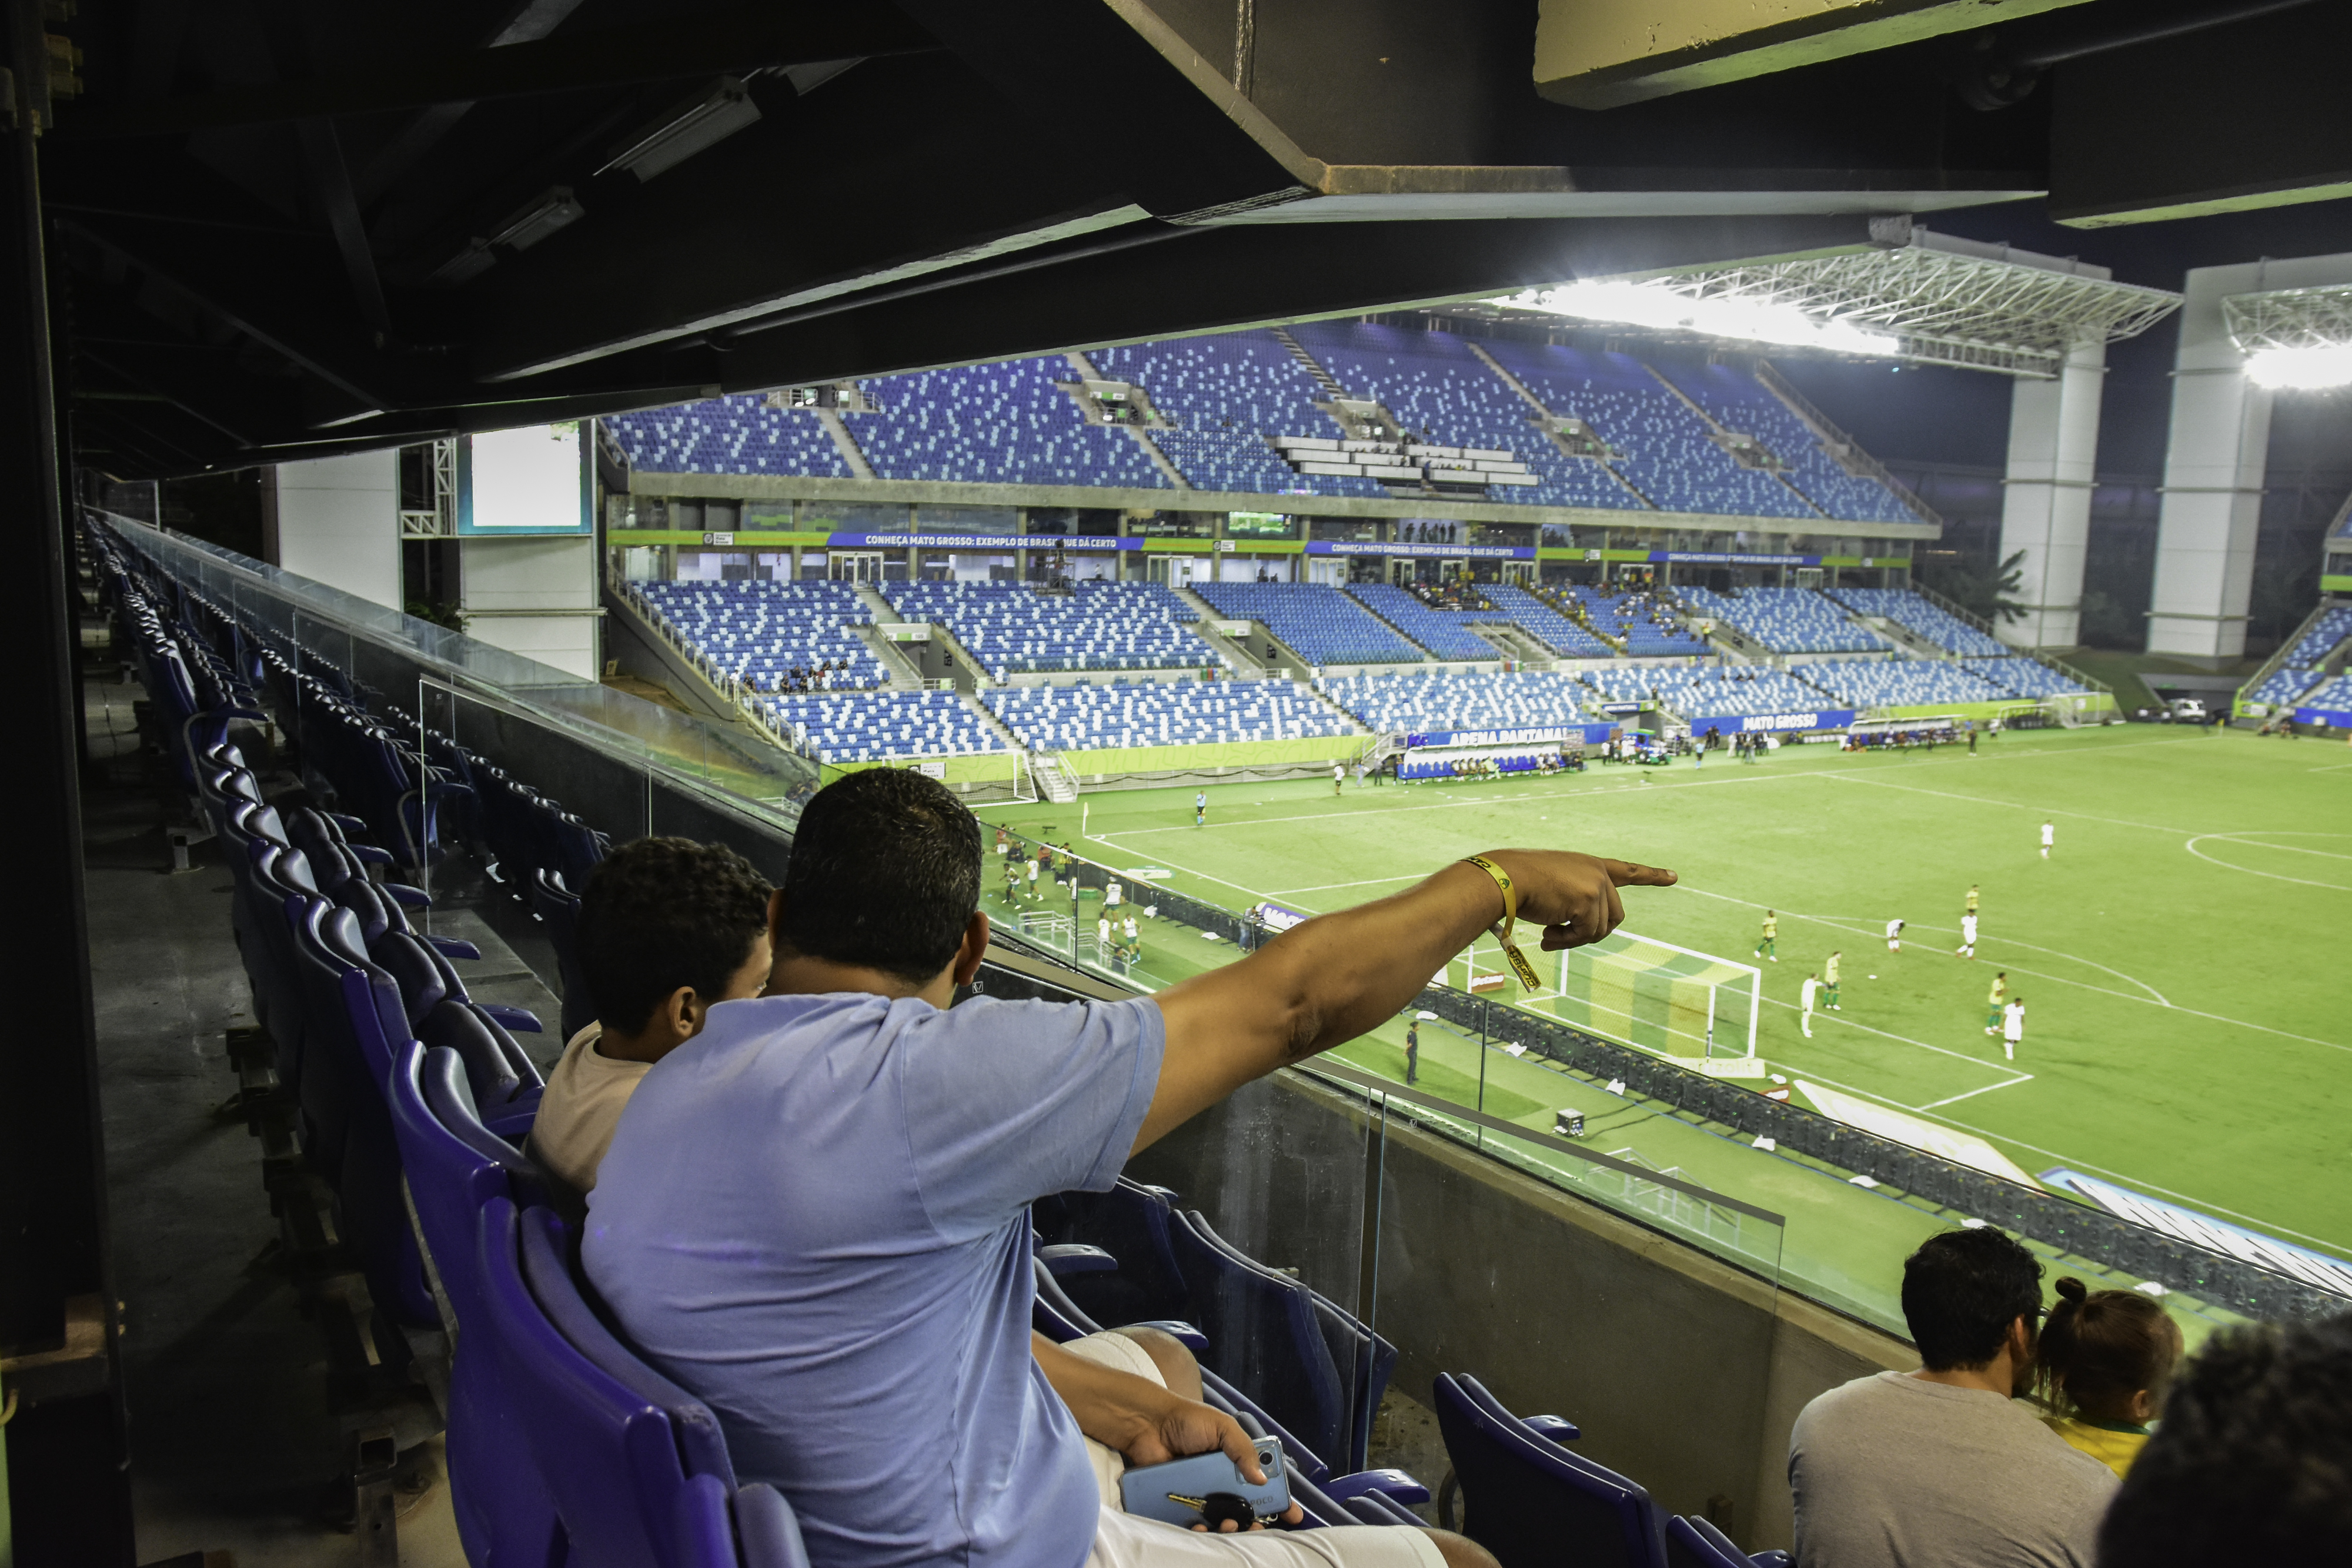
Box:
[587,769,1675,1568]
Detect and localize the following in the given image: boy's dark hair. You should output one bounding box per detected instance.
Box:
[2036,1276,2182,1423]
[780,768,980,987]
[576,837,772,1034]
[2099,1312,2352,1566]
[1901,1229,2045,1371]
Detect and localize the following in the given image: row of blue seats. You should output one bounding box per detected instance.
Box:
[983,679,1352,750]
[759,688,1006,763]
[1824,587,2006,658]
[879,580,1208,676]
[1347,583,1506,661]
[1484,586,1618,657]
[600,324,1910,531]
[1034,1180,1782,1568]
[1194,581,1426,666]
[636,580,888,691]
[1679,586,1888,656]
[1320,670,1598,733]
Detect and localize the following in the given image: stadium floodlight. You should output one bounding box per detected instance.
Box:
[1500,279,1899,357]
[1485,222,2181,379]
[2224,283,2352,390]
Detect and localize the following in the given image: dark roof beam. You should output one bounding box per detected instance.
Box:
[61,2,940,139]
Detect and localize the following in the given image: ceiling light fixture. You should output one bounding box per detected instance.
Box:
[600,78,763,183]
[486,187,586,252]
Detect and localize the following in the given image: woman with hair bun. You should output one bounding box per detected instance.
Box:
[2037,1276,2185,1479]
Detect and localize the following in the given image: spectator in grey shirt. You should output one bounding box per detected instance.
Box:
[1789,1229,2115,1568]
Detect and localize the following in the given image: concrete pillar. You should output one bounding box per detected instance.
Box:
[2148,252,2352,660]
[460,536,601,680]
[1996,342,2104,650]
[267,450,400,609]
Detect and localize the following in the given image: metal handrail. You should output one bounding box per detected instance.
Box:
[1754,360,1944,529]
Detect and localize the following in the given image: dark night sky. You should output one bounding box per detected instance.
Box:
[1772,193,2352,480]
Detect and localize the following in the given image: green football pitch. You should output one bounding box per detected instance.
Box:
[978,724,2352,1338]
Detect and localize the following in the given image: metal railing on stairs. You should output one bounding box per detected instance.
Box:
[1753,360,1942,528]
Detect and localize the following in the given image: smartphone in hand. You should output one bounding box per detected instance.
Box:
[1118,1440,1291,1530]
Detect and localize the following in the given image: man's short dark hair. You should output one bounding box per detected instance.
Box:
[576,837,772,1034]
[781,768,980,987]
[1901,1229,2044,1371]
[2100,1312,2352,1566]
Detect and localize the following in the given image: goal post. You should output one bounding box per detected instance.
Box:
[1551,930,1762,1060]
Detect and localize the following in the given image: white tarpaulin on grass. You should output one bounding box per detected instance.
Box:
[1796,1081,2041,1188]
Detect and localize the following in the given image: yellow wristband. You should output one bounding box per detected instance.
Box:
[1461,855,1518,943]
[1462,856,1543,992]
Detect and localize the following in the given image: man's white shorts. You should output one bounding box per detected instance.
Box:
[1063,1333,1445,1568]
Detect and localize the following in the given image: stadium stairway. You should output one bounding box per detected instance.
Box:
[1846,611,1950,661]
[850,623,926,690]
[1638,367,1826,521]
[1066,349,1194,490]
[600,574,775,724]
[1465,340,1660,512]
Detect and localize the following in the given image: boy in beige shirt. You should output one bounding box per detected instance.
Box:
[526,836,773,1197]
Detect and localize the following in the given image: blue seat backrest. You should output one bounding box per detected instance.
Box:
[673,1477,814,1568]
[1433,1373,1664,1568]
[477,1197,693,1568]
[1045,1178,1192,1327]
[417,997,536,1109]
[516,1205,739,1496]
[370,928,448,1026]
[1165,1208,1347,1468]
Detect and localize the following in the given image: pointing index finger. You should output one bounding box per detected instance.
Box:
[1606,860,1678,888]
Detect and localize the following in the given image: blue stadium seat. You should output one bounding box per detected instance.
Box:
[1656,363,1915,526]
[1960,657,2090,700]
[1582,664,1834,719]
[1347,584,1505,660]
[1485,586,1618,658]
[759,688,1006,764]
[1434,1371,1665,1568]
[636,580,888,691]
[1679,586,1887,655]
[1193,582,1425,666]
[606,394,854,478]
[1288,322,1641,510]
[1790,659,2004,708]
[985,678,1351,750]
[472,1197,740,1568]
[1482,341,1814,521]
[843,357,1173,488]
[1093,332,1388,498]
[1822,588,2006,657]
[1322,670,1596,733]
[882,580,1208,676]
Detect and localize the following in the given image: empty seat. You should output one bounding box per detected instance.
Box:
[1434,1371,1664,1568]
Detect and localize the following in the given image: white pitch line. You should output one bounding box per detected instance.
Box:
[1913,1075,2035,1111]
[2184,832,2352,891]
[1758,992,2015,1072]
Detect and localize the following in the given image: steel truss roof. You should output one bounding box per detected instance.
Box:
[2222,283,2352,356]
[1493,226,2182,378]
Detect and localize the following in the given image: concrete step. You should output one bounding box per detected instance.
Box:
[851,624,925,689]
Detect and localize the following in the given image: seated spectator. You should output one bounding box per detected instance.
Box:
[586,768,1673,1568]
[526,837,773,1202]
[2033,1277,2182,1479]
[2097,1311,2352,1566]
[1789,1229,2114,1568]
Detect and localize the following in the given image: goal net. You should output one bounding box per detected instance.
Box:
[1549,930,1760,1060]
